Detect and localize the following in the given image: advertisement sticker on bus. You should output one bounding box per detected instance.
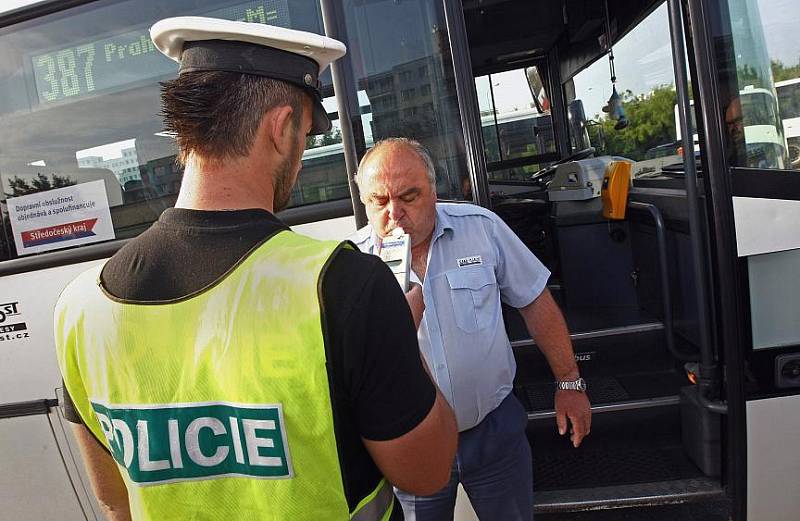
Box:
[7,180,115,256]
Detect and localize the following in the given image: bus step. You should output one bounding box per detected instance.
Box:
[504,304,665,348]
[533,477,726,515]
[510,321,665,349]
[516,372,685,418]
[522,376,630,410]
[528,408,717,511]
[547,283,562,292]
[526,396,679,421]
[536,499,732,521]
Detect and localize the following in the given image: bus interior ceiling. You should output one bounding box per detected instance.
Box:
[464,0,662,75]
[463,0,727,513]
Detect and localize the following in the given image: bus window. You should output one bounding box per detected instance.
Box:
[569,3,682,171]
[475,67,557,182]
[0,0,335,260]
[713,0,800,171]
[712,0,800,348]
[338,0,469,200]
[289,96,345,209]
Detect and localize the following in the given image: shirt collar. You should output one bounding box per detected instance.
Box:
[432,203,454,241]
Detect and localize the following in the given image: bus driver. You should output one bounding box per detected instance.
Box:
[352,137,591,521]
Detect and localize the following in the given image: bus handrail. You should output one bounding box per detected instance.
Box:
[668,0,727,416]
[627,201,692,363]
[0,398,59,420]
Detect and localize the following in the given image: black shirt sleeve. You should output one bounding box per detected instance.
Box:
[322,248,436,441]
[61,383,82,423]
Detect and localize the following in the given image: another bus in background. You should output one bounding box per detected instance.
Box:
[776,77,800,167]
[675,85,788,169]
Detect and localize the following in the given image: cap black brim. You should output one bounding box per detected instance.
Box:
[310,94,331,135]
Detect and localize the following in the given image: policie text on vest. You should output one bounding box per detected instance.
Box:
[91,401,293,484]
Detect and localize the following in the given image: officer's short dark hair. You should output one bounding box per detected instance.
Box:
[160,71,305,166]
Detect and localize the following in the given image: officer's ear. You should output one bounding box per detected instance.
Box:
[268,105,297,158]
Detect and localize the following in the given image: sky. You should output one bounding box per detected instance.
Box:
[1,0,49,14]
[75,139,137,162]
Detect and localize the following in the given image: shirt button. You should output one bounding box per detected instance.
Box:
[437,364,445,370]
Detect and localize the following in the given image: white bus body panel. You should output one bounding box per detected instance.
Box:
[0,260,104,402]
[0,260,105,520]
[747,248,800,350]
[0,415,90,520]
[292,215,356,241]
[732,197,800,257]
[746,396,800,521]
[735,194,800,521]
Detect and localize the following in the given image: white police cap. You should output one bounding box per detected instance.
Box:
[150,16,346,134]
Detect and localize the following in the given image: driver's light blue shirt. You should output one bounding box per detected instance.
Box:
[351,203,550,431]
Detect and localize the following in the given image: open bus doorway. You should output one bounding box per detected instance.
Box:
[462,0,730,518]
[461,0,800,519]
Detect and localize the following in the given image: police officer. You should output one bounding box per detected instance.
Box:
[55,17,456,521]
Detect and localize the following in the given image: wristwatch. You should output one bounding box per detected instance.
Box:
[556,377,587,392]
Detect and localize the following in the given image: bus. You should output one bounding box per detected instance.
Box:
[1,1,799,521]
[479,106,556,184]
[675,85,788,169]
[776,77,800,167]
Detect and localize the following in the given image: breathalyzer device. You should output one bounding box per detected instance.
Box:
[377,228,411,292]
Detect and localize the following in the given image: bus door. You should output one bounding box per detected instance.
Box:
[460,0,737,516]
[684,0,800,519]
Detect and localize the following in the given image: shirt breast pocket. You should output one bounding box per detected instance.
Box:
[445,266,498,333]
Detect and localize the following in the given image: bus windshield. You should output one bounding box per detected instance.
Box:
[475,67,557,182]
[740,89,780,127]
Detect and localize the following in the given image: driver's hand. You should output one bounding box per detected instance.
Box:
[405,283,425,329]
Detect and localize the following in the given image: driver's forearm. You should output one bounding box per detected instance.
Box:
[519,289,579,381]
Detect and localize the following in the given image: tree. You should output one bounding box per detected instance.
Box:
[771,59,800,83]
[5,173,75,198]
[31,173,53,192]
[587,85,678,161]
[305,127,343,150]
[320,127,342,146]
[736,60,800,87]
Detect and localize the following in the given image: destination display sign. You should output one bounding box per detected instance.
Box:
[30,0,290,106]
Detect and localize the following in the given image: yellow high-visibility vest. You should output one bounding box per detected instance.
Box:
[55,230,393,521]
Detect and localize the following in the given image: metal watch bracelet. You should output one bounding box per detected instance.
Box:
[555,377,587,392]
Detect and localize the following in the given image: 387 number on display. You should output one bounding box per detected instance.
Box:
[34,44,96,102]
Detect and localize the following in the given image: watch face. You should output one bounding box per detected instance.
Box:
[577,378,587,392]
